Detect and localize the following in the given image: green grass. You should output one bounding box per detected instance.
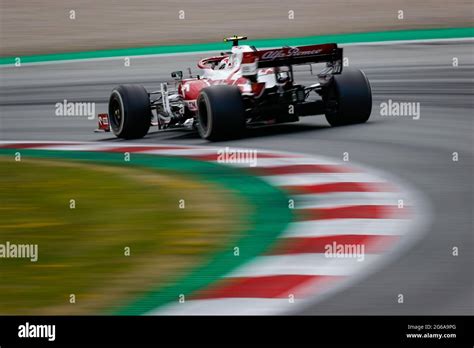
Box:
[0,157,245,314]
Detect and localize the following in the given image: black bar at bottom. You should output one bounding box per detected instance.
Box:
[0,315,472,346]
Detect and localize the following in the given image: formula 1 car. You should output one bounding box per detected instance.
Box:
[97,36,372,141]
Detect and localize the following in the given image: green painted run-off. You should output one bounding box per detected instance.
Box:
[1,27,472,65]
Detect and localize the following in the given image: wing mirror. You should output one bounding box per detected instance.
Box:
[171,71,183,80]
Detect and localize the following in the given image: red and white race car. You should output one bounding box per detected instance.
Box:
[98,36,372,141]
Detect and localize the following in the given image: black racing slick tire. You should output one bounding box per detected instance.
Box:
[324,68,372,127]
[197,85,245,141]
[108,84,152,139]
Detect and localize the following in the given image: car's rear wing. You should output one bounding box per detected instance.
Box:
[241,43,342,76]
[258,43,342,68]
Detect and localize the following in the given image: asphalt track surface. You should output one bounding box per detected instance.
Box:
[0,40,473,314]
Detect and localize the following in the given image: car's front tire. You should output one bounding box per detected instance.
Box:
[197,85,245,141]
[109,84,152,139]
[324,68,372,127]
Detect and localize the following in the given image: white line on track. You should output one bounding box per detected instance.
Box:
[282,219,413,238]
[264,173,385,186]
[152,298,296,316]
[225,254,379,278]
[292,192,410,208]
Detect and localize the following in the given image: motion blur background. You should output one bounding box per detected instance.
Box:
[0,0,472,316]
[1,0,472,56]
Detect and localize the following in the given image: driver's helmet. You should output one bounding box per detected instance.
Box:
[216,56,231,70]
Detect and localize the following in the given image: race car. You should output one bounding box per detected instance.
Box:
[97,36,372,141]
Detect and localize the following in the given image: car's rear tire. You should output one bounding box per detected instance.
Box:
[324,68,372,127]
[197,85,245,141]
[108,85,152,139]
